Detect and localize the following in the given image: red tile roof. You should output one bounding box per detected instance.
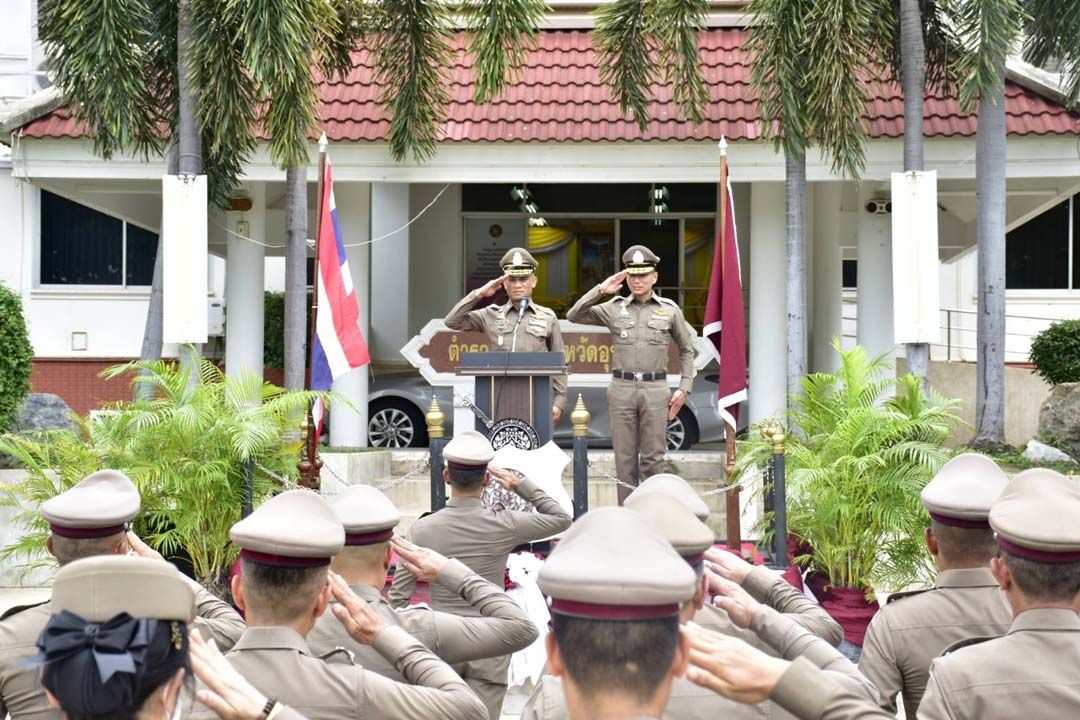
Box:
[20,28,1080,143]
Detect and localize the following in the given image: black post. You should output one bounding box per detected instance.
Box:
[242,458,254,518]
[426,397,448,512]
[772,449,788,569]
[570,394,590,518]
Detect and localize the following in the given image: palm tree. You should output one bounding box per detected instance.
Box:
[743,0,879,403]
[946,1,1079,448]
[37,0,549,393]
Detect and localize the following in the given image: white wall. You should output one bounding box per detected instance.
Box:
[0,0,43,102]
[0,167,26,293]
[409,183,463,336]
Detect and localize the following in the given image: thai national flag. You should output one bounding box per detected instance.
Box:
[310,158,370,436]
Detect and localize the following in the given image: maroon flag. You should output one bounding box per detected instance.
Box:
[703,153,747,430]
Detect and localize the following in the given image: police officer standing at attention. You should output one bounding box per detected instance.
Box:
[859,453,1012,718]
[567,245,696,502]
[446,247,567,426]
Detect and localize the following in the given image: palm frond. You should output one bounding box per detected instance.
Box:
[466,0,550,104]
[594,0,657,132]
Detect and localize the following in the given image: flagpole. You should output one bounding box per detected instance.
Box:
[718,137,742,555]
[299,133,329,491]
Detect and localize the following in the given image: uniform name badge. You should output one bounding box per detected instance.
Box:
[497,335,504,347]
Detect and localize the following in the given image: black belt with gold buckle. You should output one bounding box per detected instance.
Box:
[612,370,667,381]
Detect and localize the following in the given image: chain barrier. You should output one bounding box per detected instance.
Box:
[256,454,431,496]
[585,459,759,497]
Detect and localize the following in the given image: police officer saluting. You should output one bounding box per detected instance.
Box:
[445,247,567,426]
[567,245,696,502]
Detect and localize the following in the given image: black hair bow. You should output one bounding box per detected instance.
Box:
[34,610,155,684]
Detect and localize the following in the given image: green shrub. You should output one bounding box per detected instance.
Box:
[0,283,33,432]
[0,355,324,589]
[1030,319,1080,385]
[264,291,285,368]
[735,341,961,593]
[263,290,311,369]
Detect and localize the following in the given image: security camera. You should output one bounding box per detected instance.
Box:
[864,198,892,215]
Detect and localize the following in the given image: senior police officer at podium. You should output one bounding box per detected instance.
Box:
[567,245,696,502]
[445,247,568,426]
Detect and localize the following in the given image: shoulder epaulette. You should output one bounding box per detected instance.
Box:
[655,295,679,308]
[886,588,932,605]
[318,646,357,665]
[0,600,48,622]
[941,635,996,656]
[531,303,556,317]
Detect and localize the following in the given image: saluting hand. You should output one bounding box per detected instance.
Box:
[126,531,165,562]
[681,622,789,704]
[704,546,754,585]
[599,270,628,295]
[488,465,524,492]
[328,571,386,645]
[477,274,508,298]
[707,573,762,629]
[390,535,448,583]
[190,630,270,720]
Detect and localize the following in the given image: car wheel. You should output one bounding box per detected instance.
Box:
[368,399,428,448]
[666,407,699,451]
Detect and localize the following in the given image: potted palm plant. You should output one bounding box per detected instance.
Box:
[736,341,960,658]
[0,355,322,595]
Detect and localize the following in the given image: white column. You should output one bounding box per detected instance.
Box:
[225,183,265,378]
[856,184,895,359]
[330,182,371,447]
[370,183,410,363]
[812,183,844,372]
[749,182,787,424]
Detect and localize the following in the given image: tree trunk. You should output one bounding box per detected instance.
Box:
[786,147,808,402]
[284,163,308,390]
[900,0,930,382]
[972,60,1007,449]
[135,143,177,401]
[176,0,203,381]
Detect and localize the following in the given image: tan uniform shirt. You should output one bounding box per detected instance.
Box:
[445,294,568,410]
[770,657,895,720]
[197,625,486,720]
[918,607,1080,720]
[307,558,538,680]
[389,478,572,618]
[858,567,1012,719]
[566,287,695,393]
[0,604,55,720]
[0,582,243,720]
[520,603,874,720]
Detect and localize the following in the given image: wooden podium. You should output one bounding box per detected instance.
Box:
[459,351,565,444]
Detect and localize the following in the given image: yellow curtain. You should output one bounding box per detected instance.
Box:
[528,226,577,300]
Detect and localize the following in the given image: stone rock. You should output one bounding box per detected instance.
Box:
[12,393,76,433]
[1038,382,1080,460]
[1023,440,1077,465]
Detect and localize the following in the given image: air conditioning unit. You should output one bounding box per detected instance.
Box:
[208,299,225,336]
[865,198,892,215]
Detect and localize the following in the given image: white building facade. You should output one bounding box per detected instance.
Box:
[2,6,1079,442]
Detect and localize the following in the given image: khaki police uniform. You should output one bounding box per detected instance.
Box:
[389,431,572,720]
[566,246,696,501]
[523,494,869,720]
[918,468,1080,720]
[213,489,486,720]
[859,454,1012,718]
[538,506,698,720]
[445,248,567,414]
[307,485,538,679]
[0,470,244,720]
